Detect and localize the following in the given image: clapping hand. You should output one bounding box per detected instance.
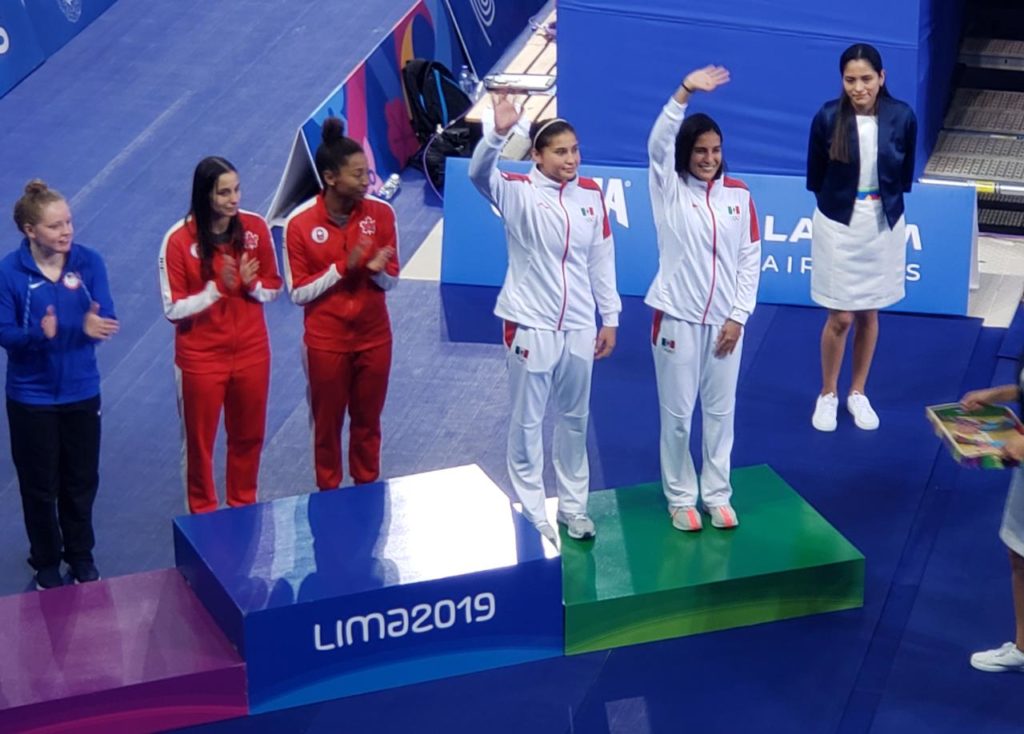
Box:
[240,252,260,287]
[221,255,240,290]
[83,302,119,340]
[41,305,57,339]
[367,246,395,273]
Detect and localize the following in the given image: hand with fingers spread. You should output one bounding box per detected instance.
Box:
[83,301,119,340]
[240,252,260,287]
[367,246,395,274]
[492,92,522,136]
[41,305,57,339]
[682,65,731,95]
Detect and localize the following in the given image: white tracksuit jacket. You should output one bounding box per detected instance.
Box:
[645,98,761,325]
[469,129,621,330]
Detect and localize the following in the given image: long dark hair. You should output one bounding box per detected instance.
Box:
[315,117,364,183]
[190,156,243,280]
[830,43,892,163]
[674,113,725,180]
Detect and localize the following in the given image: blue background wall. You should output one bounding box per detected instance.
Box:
[0,0,116,96]
[557,0,966,177]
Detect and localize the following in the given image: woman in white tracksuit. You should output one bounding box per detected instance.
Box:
[469,93,621,542]
[646,65,761,532]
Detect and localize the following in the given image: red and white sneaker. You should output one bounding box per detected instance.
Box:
[705,504,739,529]
[670,506,703,532]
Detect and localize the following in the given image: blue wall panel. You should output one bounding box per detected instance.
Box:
[558,0,964,178]
[0,0,45,96]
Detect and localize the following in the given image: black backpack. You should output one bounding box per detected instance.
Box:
[402,59,472,143]
[402,59,480,193]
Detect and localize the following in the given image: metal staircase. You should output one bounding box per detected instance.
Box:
[923,0,1024,235]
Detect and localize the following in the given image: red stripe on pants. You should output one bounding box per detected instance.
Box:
[307,341,392,489]
[180,360,269,513]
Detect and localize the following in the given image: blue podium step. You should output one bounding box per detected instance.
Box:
[174,465,562,714]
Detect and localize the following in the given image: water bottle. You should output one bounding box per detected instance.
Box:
[378,173,401,201]
[458,64,479,99]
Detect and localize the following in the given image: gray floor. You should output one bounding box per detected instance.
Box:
[970,234,1024,326]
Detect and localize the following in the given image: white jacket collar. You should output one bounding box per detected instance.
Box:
[684,172,719,197]
[530,165,577,193]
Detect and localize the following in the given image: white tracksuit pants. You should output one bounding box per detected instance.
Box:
[652,313,742,510]
[505,324,596,525]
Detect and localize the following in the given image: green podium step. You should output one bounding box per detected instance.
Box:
[561,465,864,654]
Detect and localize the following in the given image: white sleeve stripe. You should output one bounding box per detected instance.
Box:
[164,281,221,321]
[158,218,225,321]
[290,264,342,305]
[282,197,319,294]
[371,272,398,291]
[248,282,282,303]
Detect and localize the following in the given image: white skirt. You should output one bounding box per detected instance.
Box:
[811,201,906,311]
[1001,468,1024,558]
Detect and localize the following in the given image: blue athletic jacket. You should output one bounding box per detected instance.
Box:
[0,239,116,405]
[806,95,917,229]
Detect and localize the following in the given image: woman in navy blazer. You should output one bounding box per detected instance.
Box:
[806,43,916,433]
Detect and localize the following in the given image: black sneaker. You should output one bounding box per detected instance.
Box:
[34,566,64,591]
[69,560,101,584]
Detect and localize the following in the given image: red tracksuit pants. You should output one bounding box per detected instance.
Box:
[177,360,269,513]
[305,342,392,489]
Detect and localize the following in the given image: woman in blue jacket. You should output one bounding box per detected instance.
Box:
[807,43,916,433]
[0,180,119,590]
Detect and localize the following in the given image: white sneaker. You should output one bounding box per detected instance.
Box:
[847,392,879,430]
[812,392,838,432]
[705,504,739,529]
[970,642,1024,672]
[670,506,702,532]
[534,521,559,546]
[556,512,596,540]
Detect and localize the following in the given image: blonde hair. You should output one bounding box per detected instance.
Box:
[13,179,65,234]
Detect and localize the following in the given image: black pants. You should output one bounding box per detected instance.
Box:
[7,395,101,569]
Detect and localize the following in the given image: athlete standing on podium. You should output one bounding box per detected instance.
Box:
[469,94,621,543]
[646,65,761,532]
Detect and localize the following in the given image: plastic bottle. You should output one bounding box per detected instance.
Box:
[378,173,401,201]
[458,64,479,100]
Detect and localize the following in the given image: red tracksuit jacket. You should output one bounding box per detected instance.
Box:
[158,210,282,372]
[283,194,399,352]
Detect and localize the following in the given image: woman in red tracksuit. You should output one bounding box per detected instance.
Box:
[159,157,282,513]
[283,118,399,490]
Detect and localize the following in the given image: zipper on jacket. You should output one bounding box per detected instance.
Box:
[700,181,718,325]
[53,280,63,401]
[555,183,571,330]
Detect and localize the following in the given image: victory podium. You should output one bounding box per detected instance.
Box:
[173,465,563,714]
[561,465,865,654]
[0,569,247,733]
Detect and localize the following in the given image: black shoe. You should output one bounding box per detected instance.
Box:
[34,566,64,591]
[68,560,101,584]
